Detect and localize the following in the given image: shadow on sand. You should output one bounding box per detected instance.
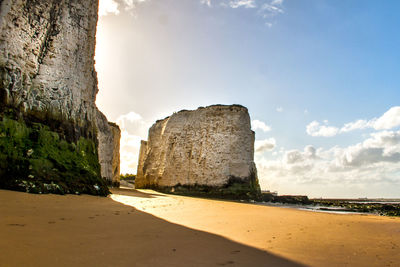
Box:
[0,189,306,267]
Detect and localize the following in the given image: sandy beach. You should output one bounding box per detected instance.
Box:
[1,188,399,267]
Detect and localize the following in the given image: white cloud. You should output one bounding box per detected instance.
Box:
[256,131,400,197]
[276,107,283,112]
[122,0,147,11]
[228,0,256,8]
[258,0,284,25]
[98,0,148,16]
[117,111,142,122]
[116,111,152,174]
[119,130,143,174]
[200,0,212,7]
[340,119,373,133]
[202,0,284,27]
[284,145,316,164]
[374,106,400,130]
[99,0,120,16]
[122,0,135,11]
[306,121,339,137]
[255,138,276,153]
[116,111,143,130]
[338,130,400,167]
[260,1,284,15]
[99,0,285,26]
[252,119,271,132]
[307,106,400,137]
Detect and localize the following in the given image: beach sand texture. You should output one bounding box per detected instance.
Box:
[1,188,399,267]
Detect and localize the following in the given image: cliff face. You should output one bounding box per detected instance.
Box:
[1,0,98,123]
[0,0,120,195]
[136,105,260,198]
[109,123,121,186]
[96,110,120,186]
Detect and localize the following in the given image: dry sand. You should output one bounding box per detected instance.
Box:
[1,188,399,267]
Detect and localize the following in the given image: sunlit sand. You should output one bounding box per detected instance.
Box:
[2,188,399,267]
[112,188,400,267]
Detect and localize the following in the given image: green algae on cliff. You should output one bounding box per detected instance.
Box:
[0,116,109,196]
[0,0,120,194]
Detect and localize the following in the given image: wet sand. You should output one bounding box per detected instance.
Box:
[1,188,399,266]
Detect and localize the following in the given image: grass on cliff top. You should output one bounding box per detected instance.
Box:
[0,116,109,196]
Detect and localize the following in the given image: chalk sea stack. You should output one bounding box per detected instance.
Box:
[136,105,261,199]
[0,0,120,195]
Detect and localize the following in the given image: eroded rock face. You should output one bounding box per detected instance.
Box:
[96,110,121,186]
[1,0,99,123]
[0,0,120,195]
[136,105,260,198]
[109,123,121,186]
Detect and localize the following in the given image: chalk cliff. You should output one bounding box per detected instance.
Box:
[0,0,119,195]
[136,105,260,198]
[96,111,121,187]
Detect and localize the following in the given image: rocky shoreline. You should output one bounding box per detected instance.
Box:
[310,199,400,217]
[149,188,400,217]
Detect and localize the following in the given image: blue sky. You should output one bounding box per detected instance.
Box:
[96,0,400,198]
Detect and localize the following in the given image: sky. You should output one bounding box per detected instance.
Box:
[95,0,400,198]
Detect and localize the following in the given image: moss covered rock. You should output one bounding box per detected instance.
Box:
[0,115,109,196]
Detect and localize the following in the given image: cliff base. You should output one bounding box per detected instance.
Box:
[0,111,109,196]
